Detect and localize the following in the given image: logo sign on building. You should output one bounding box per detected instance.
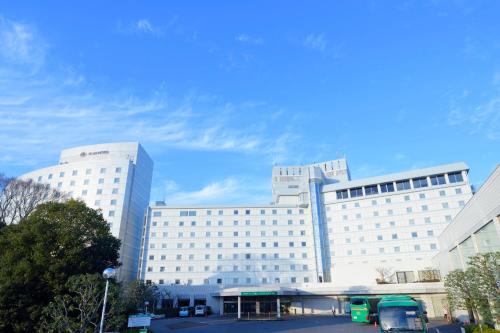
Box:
[128,314,151,328]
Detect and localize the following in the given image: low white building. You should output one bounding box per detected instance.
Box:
[140,159,473,316]
[20,142,153,281]
[433,165,500,275]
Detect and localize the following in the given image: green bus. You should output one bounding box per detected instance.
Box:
[350,296,381,323]
[375,295,428,333]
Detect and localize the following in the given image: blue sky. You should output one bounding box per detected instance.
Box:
[0,1,499,204]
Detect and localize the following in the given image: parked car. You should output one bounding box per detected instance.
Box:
[179,306,190,317]
[194,305,207,316]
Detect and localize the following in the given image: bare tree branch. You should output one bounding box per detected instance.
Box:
[0,174,67,226]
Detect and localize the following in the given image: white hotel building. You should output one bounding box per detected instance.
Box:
[139,158,473,316]
[20,142,153,281]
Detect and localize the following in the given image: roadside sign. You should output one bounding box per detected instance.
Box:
[128,314,151,327]
[241,291,278,296]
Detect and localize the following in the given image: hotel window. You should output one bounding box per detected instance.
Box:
[375,223,381,228]
[377,235,383,241]
[72,170,78,176]
[272,209,277,215]
[379,248,385,253]
[396,179,411,191]
[440,190,446,196]
[409,219,415,225]
[218,210,223,215]
[344,226,349,231]
[233,220,238,226]
[289,242,295,247]
[392,233,398,240]
[380,182,395,193]
[388,209,394,215]
[458,200,465,207]
[389,221,396,227]
[299,209,304,214]
[302,253,307,258]
[300,219,305,225]
[373,211,379,217]
[288,220,293,225]
[304,277,310,283]
[359,236,365,242]
[445,215,452,222]
[113,178,120,184]
[413,177,428,188]
[356,213,362,219]
[414,244,421,251]
[287,209,292,214]
[100,168,106,174]
[108,211,115,217]
[245,220,250,226]
[406,207,412,213]
[442,202,449,209]
[82,190,87,196]
[96,189,103,195]
[94,200,100,206]
[372,200,378,206]
[37,176,42,181]
[347,250,352,256]
[430,174,446,186]
[394,246,400,252]
[427,230,434,236]
[365,185,378,195]
[110,199,117,205]
[361,248,367,254]
[115,167,121,173]
[85,169,91,175]
[57,182,62,188]
[430,243,437,250]
[411,232,418,238]
[346,238,351,244]
[48,173,53,179]
[98,178,104,184]
[84,179,90,185]
[424,217,431,224]
[448,172,463,183]
[357,225,363,231]
[59,171,65,177]
[419,193,426,199]
[350,187,363,198]
[422,205,428,211]
[233,210,238,215]
[336,189,348,199]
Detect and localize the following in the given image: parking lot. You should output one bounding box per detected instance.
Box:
[150,315,462,333]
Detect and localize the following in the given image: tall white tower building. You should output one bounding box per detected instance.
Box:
[19,142,153,281]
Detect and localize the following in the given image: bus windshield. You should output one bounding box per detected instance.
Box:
[379,306,424,332]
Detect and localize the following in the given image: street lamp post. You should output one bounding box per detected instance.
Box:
[99,267,116,333]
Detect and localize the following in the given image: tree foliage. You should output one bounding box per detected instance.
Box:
[445,252,500,328]
[0,173,67,227]
[0,200,121,332]
[122,280,161,315]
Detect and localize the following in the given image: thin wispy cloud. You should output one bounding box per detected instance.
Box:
[164,176,271,205]
[0,15,46,67]
[117,18,164,36]
[235,33,263,45]
[0,16,303,172]
[303,33,327,51]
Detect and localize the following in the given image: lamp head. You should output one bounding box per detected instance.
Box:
[102,267,116,279]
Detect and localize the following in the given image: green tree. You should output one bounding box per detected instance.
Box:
[445,269,480,323]
[39,273,126,333]
[468,252,500,328]
[122,280,161,315]
[0,200,121,332]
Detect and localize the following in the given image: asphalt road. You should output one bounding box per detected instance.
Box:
[150,315,463,333]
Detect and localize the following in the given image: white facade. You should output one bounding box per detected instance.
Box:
[140,159,472,303]
[20,142,153,281]
[433,165,500,275]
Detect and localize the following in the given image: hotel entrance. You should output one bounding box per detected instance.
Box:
[222,291,288,319]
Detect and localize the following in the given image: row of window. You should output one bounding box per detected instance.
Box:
[151,230,307,238]
[149,276,312,285]
[53,178,121,189]
[151,219,306,227]
[148,252,309,261]
[37,167,123,181]
[336,215,453,232]
[341,243,438,256]
[331,188,464,210]
[150,241,308,249]
[147,263,311,273]
[336,172,464,200]
[334,202,462,220]
[339,230,436,243]
[155,208,306,218]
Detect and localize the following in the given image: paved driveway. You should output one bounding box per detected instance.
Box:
[150,315,462,333]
